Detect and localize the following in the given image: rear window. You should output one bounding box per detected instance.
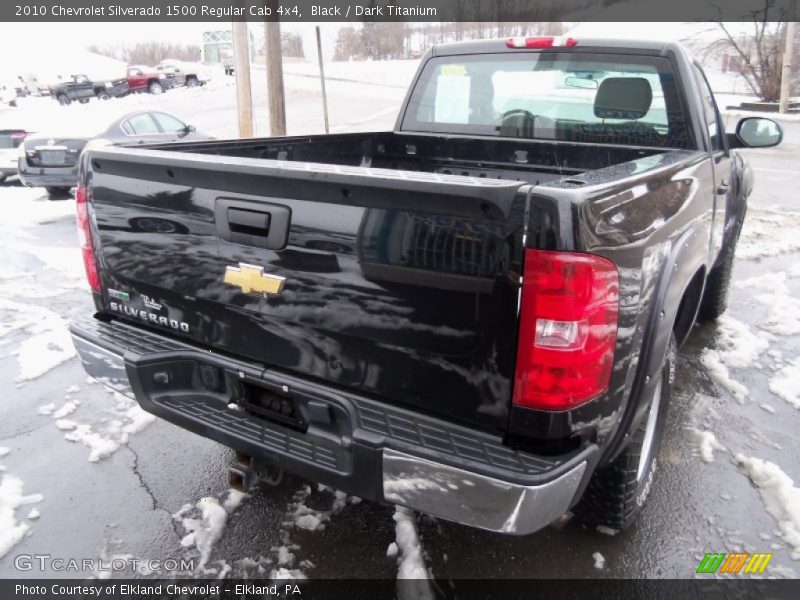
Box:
[401,52,689,148]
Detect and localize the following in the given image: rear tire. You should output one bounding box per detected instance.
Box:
[45,186,71,199]
[697,247,736,322]
[149,81,164,95]
[185,76,199,88]
[96,91,110,100]
[573,335,676,531]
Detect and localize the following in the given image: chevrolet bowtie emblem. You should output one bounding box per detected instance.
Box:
[224,263,285,297]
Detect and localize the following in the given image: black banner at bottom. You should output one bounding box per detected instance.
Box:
[3,579,800,600]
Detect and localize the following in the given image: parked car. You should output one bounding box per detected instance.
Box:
[18,109,211,197]
[125,65,174,95]
[0,128,27,182]
[71,37,781,535]
[156,60,209,88]
[50,74,129,105]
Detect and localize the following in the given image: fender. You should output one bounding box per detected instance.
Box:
[603,221,709,463]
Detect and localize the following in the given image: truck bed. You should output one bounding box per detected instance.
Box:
[145,131,667,185]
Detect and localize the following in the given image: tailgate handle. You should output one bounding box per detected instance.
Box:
[215,199,291,250]
[228,207,271,236]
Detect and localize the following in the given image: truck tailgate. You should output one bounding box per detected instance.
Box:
[87,147,527,432]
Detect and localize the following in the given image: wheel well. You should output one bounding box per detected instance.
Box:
[673,268,706,348]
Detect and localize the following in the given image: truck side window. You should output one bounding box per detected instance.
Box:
[693,65,724,151]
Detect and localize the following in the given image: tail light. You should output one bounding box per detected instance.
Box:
[506,36,577,49]
[76,185,101,292]
[10,131,26,148]
[513,250,619,411]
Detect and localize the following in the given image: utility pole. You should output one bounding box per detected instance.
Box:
[265,20,286,136]
[316,26,330,133]
[232,18,254,137]
[779,0,797,113]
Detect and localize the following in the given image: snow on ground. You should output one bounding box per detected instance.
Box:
[691,428,727,463]
[592,551,606,570]
[0,448,44,559]
[769,357,800,410]
[699,315,773,403]
[266,484,360,580]
[736,455,800,560]
[0,298,76,382]
[177,489,249,575]
[737,208,800,260]
[40,388,155,462]
[0,187,76,241]
[392,507,429,579]
[736,272,800,337]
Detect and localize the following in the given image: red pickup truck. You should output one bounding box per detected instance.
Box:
[125,65,175,95]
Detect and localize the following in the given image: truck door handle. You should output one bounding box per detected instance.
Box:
[215,198,290,250]
[717,179,729,194]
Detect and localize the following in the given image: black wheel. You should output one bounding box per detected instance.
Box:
[185,76,199,88]
[574,335,676,531]
[57,94,71,106]
[697,242,737,322]
[78,98,90,104]
[148,81,164,95]
[96,91,110,100]
[9,99,17,107]
[45,187,71,199]
[0,174,6,184]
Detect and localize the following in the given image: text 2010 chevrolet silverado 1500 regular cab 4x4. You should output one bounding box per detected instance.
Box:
[69,37,782,534]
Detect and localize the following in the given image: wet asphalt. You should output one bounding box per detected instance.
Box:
[0,114,798,583]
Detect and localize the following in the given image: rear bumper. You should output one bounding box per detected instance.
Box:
[70,316,597,535]
[18,156,78,188]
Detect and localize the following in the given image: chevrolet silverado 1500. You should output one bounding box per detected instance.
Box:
[69,37,782,534]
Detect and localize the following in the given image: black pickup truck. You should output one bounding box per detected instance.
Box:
[50,74,129,105]
[70,37,782,534]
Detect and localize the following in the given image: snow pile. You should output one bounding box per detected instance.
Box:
[699,316,768,403]
[700,350,749,402]
[736,455,800,560]
[177,489,249,574]
[0,299,76,382]
[592,551,606,570]
[393,507,428,579]
[691,428,727,462]
[769,357,800,410]
[0,448,45,559]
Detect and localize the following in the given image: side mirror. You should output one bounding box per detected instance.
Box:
[735,117,782,148]
[186,124,196,133]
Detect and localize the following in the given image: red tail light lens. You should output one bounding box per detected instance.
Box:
[506,36,577,49]
[76,185,101,292]
[513,250,619,411]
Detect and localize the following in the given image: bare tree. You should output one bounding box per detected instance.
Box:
[709,0,791,101]
[89,42,201,65]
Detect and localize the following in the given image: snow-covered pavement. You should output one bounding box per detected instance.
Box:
[0,71,799,582]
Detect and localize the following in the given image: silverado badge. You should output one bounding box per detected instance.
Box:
[224,263,285,297]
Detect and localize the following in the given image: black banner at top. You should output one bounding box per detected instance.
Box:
[2,0,800,22]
